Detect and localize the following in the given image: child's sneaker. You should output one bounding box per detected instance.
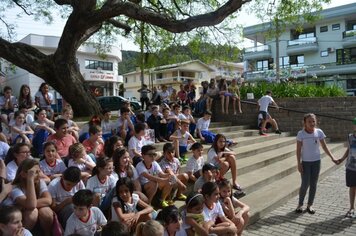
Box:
[167,199,175,205]
[176,194,187,201]
[160,200,169,208]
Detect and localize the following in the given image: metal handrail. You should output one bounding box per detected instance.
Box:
[241,99,353,122]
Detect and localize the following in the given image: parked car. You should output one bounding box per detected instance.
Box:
[126,97,142,107]
[97,96,141,112]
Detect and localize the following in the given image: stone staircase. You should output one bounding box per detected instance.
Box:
[171,121,346,225]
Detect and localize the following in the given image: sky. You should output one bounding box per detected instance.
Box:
[3,0,356,51]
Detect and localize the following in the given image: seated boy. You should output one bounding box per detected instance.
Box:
[128,123,146,166]
[178,106,196,136]
[159,143,188,202]
[147,106,168,142]
[136,145,173,208]
[64,189,107,236]
[185,142,205,182]
[116,107,134,144]
[196,111,237,147]
[82,125,105,159]
[48,166,85,228]
[169,119,196,163]
[47,118,77,158]
[101,109,115,141]
[193,163,219,192]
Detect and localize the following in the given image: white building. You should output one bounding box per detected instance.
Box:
[1,34,123,100]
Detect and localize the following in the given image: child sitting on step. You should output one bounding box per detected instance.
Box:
[185,142,205,182]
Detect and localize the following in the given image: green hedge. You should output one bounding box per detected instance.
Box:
[240,82,346,99]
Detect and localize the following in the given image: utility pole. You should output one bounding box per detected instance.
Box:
[140,21,145,89]
[275,17,280,82]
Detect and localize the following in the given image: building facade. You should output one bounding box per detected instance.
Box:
[123,59,243,99]
[1,34,123,100]
[243,3,356,95]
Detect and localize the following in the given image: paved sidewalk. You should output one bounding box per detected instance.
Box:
[245,167,356,236]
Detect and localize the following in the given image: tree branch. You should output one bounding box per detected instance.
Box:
[53,0,73,5]
[12,0,32,15]
[107,19,132,35]
[95,0,251,33]
[172,0,191,17]
[0,37,50,78]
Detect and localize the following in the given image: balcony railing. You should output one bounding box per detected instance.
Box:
[343,29,356,38]
[245,45,270,53]
[288,37,317,46]
[155,76,197,83]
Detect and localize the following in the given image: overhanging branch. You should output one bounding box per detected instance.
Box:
[95,0,251,33]
[12,0,32,15]
[107,19,132,35]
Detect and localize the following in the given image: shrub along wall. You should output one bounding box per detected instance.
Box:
[211,97,356,141]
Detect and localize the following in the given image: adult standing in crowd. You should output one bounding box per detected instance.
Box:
[138,84,151,111]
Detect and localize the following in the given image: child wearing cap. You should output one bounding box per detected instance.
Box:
[193,163,219,192]
[185,142,205,182]
[336,117,356,218]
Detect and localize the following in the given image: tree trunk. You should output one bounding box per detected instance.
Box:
[46,57,102,117]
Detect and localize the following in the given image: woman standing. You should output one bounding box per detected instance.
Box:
[295,113,337,214]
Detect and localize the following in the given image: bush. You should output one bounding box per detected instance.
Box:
[240,82,346,99]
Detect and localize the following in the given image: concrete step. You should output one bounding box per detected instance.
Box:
[235,137,296,159]
[242,144,346,225]
[208,122,232,128]
[209,125,250,133]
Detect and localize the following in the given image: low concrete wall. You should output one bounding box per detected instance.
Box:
[211,97,356,141]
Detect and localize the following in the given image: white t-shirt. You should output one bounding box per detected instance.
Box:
[136,161,163,185]
[0,96,18,110]
[163,228,187,236]
[128,135,145,158]
[101,120,114,135]
[34,91,53,109]
[207,148,219,166]
[178,113,194,121]
[48,177,85,204]
[258,95,274,113]
[160,90,170,101]
[10,180,48,205]
[116,117,129,132]
[6,160,18,181]
[202,201,225,222]
[196,118,210,132]
[86,175,117,199]
[0,141,10,160]
[39,159,67,177]
[111,193,140,222]
[185,156,205,174]
[296,128,326,162]
[64,206,107,236]
[113,165,139,180]
[175,129,190,147]
[68,155,95,172]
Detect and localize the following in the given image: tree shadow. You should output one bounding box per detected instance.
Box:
[301,214,354,235]
[247,210,302,231]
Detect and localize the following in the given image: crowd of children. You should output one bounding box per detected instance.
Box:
[0,82,251,236]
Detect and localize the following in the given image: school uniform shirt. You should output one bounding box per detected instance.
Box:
[0,95,18,110]
[128,135,145,158]
[176,129,190,147]
[136,161,163,185]
[159,157,181,175]
[207,148,219,166]
[0,140,10,160]
[112,165,139,180]
[196,118,210,132]
[47,134,76,158]
[34,91,54,110]
[9,180,48,205]
[11,123,31,142]
[185,156,204,174]
[64,206,107,236]
[68,155,96,172]
[258,95,274,113]
[193,176,209,192]
[101,120,114,135]
[178,113,194,121]
[23,229,33,236]
[116,117,129,132]
[296,128,326,162]
[6,160,18,181]
[39,159,67,177]
[159,90,170,101]
[111,193,140,222]
[86,175,117,199]
[48,177,85,204]
[163,228,187,236]
[202,201,225,223]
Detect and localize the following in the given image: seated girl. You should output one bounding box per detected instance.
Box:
[31,108,55,156]
[10,111,34,145]
[68,143,96,181]
[0,205,33,236]
[39,142,67,182]
[10,159,53,236]
[111,177,153,232]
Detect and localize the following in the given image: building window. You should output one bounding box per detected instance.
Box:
[337,47,356,65]
[320,26,328,33]
[289,55,304,67]
[256,59,272,71]
[156,73,163,79]
[292,28,315,40]
[320,51,329,57]
[332,24,340,31]
[125,77,128,83]
[279,56,289,68]
[85,60,113,71]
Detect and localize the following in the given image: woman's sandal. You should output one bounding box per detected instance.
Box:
[295,206,303,213]
[306,207,316,214]
[345,210,354,218]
